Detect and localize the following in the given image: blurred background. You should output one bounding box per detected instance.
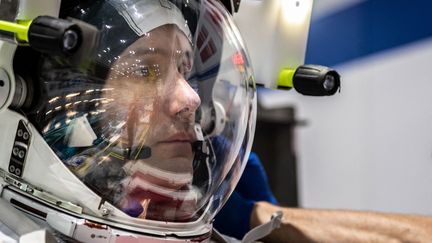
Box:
[252,0,432,215]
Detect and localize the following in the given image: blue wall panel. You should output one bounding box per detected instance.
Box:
[306,0,432,66]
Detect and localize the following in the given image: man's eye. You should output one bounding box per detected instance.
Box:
[132,66,150,77]
[130,65,161,80]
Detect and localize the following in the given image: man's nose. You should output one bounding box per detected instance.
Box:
[167,74,201,120]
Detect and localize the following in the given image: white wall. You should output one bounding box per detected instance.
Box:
[260,37,432,214]
[311,0,366,20]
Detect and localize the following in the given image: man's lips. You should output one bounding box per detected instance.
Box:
[157,133,195,144]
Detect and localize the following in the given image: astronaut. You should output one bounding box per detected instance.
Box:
[0,0,266,242]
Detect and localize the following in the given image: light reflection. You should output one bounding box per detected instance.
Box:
[66,92,80,98]
[48,97,60,103]
[89,109,106,115]
[281,0,313,25]
[109,134,121,143]
[90,98,104,102]
[116,121,126,129]
[42,125,50,133]
[67,111,77,117]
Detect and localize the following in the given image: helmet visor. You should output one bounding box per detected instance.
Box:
[30,0,256,229]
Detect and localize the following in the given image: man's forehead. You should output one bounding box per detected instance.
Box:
[122,38,192,60]
[123,47,168,59]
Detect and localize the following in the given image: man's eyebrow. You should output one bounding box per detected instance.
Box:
[124,47,167,59]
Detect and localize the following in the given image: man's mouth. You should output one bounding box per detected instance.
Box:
[158,132,195,144]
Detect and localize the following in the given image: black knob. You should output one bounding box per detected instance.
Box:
[28,16,82,55]
[293,64,341,96]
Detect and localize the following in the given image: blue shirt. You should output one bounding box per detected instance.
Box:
[214,152,277,239]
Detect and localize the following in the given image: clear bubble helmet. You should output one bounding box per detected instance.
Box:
[0,0,256,241]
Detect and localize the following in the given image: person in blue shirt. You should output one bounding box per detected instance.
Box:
[215,152,277,239]
[215,152,432,242]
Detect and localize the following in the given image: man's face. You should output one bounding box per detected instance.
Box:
[104,24,201,179]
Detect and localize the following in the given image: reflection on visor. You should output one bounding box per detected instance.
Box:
[120,161,201,220]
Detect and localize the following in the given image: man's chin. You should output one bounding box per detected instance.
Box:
[154,141,193,154]
[149,143,194,172]
[147,156,194,174]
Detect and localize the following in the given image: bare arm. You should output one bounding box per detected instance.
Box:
[251,201,432,243]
